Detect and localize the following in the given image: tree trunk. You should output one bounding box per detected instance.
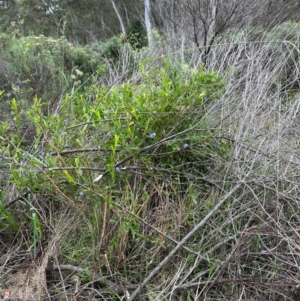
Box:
[111,0,125,35]
[144,0,153,48]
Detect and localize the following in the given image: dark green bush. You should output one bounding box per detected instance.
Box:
[98,35,125,59]
[125,19,147,49]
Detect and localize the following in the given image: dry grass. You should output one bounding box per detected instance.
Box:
[125,22,300,301]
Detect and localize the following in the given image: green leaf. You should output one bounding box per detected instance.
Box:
[0,203,19,231]
[64,170,75,184]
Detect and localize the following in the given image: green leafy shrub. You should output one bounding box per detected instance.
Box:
[96,35,126,59]
[1,58,227,270]
[0,34,103,114]
[63,43,102,75]
[90,36,137,84]
[3,22,300,301]
[4,35,70,101]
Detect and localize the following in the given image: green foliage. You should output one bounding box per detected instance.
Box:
[0,33,106,120]
[11,0,144,43]
[0,52,234,301]
[1,58,227,266]
[125,19,148,49]
[64,43,102,75]
[95,35,129,60]
[2,16,300,301]
[0,190,19,232]
[1,34,68,102]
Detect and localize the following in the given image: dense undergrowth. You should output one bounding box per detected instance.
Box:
[2,21,300,301]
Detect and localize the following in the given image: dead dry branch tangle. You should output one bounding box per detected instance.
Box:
[128,180,245,301]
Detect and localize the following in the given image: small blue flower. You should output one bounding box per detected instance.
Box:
[114,167,120,173]
[206,166,211,171]
[79,191,84,196]
[182,143,188,149]
[149,132,156,138]
[46,152,52,157]
[23,151,29,157]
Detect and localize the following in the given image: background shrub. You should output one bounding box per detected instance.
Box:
[125,19,148,49]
